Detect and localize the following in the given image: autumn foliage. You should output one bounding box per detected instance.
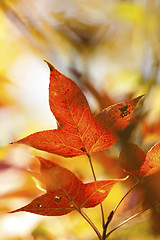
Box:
[15,61,142,157]
[119,141,160,177]
[11,157,127,216]
[9,61,160,239]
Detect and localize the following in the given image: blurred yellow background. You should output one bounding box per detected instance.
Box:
[0,0,160,239]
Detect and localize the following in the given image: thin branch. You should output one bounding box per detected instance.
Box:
[102,210,114,240]
[100,203,105,228]
[87,153,105,228]
[105,208,150,239]
[113,178,140,214]
[102,177,140,239]
[79,209,102,240]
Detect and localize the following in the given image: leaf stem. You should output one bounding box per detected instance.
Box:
[87,153,105,228]
[102,177,140,239]
[113,178,140,214]
[87,153,97,181]
[79,209,102,240]
[105,208,149,239]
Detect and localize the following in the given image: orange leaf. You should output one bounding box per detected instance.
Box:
[11,157,127,216]
[119,143,146,176]
[10,192,73,216]
[140,141,160,177]
[92,96,143,152]
[119,141,160,177]
[14,61,142,157]
[82,180,125,208]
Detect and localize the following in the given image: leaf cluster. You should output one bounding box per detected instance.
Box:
[9,61,160,239]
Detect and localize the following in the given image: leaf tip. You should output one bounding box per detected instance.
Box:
[44,60,54,72]
[122,175,129,181]
[10,139,24,145]
[133,94,145,105]
[9,208,21,214]
[115,175,129,182]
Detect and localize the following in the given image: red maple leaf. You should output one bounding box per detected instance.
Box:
[14,61,142,157]
[10,157,127,216]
